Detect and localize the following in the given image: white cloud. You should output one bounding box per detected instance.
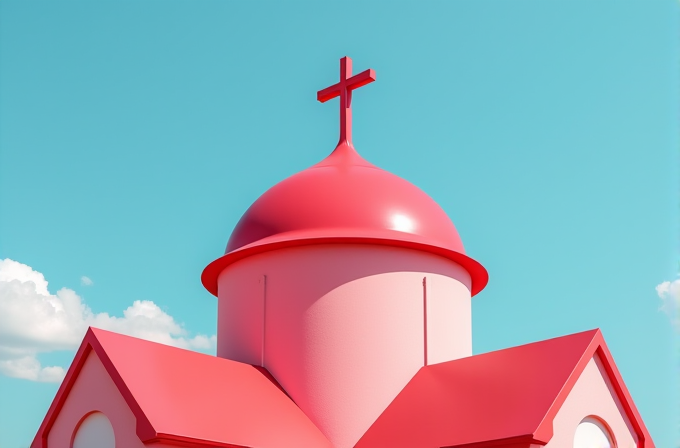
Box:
[0,258,216,383]
[0,356,65,383]
[80,276,93,286]
[656,277,680,330]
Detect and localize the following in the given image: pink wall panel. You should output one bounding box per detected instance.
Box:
[217,266,265,365]
[425,273,472,365]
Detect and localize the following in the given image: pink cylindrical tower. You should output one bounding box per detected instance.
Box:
[202,142,488,448]
[202,56,488,448]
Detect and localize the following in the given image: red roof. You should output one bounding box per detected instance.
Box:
[33,328,653,448]
[355,329,654,448]
[202,142,488,297]
[32,328,333,448]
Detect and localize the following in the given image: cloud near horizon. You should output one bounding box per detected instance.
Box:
[656,277,680,331]
[0,258,216,383]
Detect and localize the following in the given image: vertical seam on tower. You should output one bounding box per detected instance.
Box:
[262,274,267,367]
[423,276,428,366]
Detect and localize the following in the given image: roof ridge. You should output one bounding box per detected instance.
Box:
[472,328,601,358]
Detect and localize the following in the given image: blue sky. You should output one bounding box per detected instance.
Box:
[0,1,678,447]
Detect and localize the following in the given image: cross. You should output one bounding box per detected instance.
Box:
[317,56,376,147]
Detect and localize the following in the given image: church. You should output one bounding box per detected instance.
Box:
[31,57,653,448]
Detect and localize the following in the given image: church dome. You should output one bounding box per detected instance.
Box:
[201,142,488,296]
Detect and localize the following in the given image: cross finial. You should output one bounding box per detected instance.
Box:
[317,56,376,147]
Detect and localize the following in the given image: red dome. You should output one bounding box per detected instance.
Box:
[202,143,488,296]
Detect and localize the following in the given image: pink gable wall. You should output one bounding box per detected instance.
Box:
[545,354,638,448]
[45,351,147,448]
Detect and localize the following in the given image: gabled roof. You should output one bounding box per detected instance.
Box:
[32,328,333,448]
[355,329,653,448]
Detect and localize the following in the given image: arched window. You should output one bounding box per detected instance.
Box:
[573,417,615,448]
[72,412,115,448]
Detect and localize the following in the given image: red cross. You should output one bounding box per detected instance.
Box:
[317,56,376,147]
